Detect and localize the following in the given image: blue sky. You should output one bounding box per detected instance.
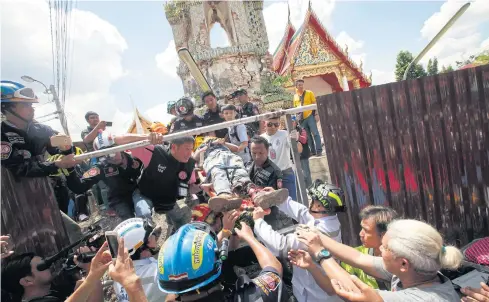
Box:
[2,0,488,137]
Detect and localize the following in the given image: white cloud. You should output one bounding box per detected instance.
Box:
[155,40,179,79]
[419,0,489,67]
[1,0,131,139]
[264,0,335,53]
[371,69,395,86]
[145,104,173,125]
[335,31,366,66]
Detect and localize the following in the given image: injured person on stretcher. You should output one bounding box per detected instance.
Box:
[193,137,289,212]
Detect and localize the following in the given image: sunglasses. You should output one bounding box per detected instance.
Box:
[267,122,280,127]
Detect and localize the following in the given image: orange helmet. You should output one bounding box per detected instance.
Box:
[191,204,221,225]
[148,122,168,134]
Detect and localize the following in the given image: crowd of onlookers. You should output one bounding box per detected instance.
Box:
[1,79,488,302]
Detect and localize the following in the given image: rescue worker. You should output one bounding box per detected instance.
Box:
[246,136,295,231]
[169,97,204,134]
[252,181,346,302]
[85,130,146,220]
[130,136,199,246]
[0,80,90,243]
[111,218,167,302]
[201,91,228,138]
[232,88,262,136]
[158,221,287,302]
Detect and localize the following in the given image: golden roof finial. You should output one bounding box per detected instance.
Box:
[345,44,349,55]
[308,0,312,11]
[369,71,373,82]
[360,60,363,70]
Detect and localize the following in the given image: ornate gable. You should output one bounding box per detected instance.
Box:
[294,25,338,67]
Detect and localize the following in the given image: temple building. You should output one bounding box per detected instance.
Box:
[272,2,371,95]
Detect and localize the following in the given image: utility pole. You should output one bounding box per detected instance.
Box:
[21,75,70,136]
[50,84,70,136]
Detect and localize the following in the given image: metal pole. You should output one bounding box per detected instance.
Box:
[402,2,470,80]
[50,85,70,136]
[74,104,317,161]
[285,114,309,206]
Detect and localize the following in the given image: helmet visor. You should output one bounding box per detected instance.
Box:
[5,87,38,101]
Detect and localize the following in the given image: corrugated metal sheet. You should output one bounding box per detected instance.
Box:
[317,65,489,247]
[1,168,69,257]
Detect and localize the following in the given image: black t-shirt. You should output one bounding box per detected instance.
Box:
[235,267,284,302]
[203,105,228,138]
[246,159,283,189]
[138,145,195,212]
[24,291,63,302]
[82,152,143,205]
[170,115,205,133]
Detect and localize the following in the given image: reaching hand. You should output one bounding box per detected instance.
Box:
[148,132,164,145]
[234,222,254,240]
[461,282,489,302]
[222,210,239,230]
[96,121,107,130]
[289,130,299,141]
[86,241,112,280]
[108,238,139,288]
[54,154,83,169]
[331,275,383,302]
[200,183,214,195]
[216,138,226,145]
[0,235,14,259]
[288,249,314,270]
[253,207,266,220]
[296,229,323,255]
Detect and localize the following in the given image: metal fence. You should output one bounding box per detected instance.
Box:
[317,65,489,247]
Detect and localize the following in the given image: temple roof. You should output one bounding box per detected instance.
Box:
[272,4,370,87]
[127,107,153,134]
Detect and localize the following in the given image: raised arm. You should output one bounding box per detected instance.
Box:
[235,221,282,276]
[297,230,385,280]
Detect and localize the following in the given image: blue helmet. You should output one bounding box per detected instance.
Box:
[1,81,39,103]
[157,222,221,294]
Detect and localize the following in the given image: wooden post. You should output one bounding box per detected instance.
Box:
[285,114,309,206]
[0,167,69,257]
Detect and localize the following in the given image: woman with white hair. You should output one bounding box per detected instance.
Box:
[294,219,463,301]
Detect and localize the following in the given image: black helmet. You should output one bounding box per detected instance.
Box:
[307,180,346,213]
[175,97,194,117]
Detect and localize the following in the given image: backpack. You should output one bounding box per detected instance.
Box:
[229,125,252,156]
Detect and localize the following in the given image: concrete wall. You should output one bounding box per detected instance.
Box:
[286,76,333,96]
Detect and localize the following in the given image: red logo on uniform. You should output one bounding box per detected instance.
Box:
[179,171,187,180]
[89,168,99,176]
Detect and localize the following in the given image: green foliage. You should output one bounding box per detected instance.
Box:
[395,50,427,81]
[427,57,439,76]
[258,73,293,104]
[440,65,454,73]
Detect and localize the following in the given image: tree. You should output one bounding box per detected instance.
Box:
[427,57,439,76]
[395,50,427,81]
[440,65,454,73]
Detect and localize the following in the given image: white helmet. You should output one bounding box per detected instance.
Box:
[113,218,155,255]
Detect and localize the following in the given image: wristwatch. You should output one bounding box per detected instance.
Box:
[315,249,332,264]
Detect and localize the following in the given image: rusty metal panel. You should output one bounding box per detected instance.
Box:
[356,88,387,208]
[317,94,353,244]
[317,65,489,247]
[1,168,69,257]
[389,81,423,220]
[436,71,467,245]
